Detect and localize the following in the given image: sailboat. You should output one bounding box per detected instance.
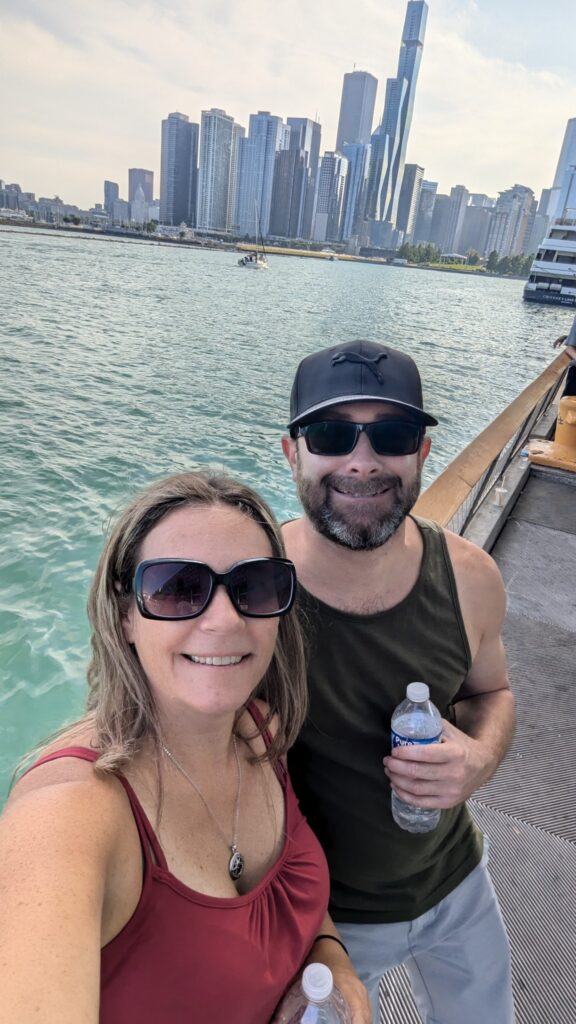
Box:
[238,201,269,269]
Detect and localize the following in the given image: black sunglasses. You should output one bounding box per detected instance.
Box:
[295,419,424,457]
[133,557,296,621]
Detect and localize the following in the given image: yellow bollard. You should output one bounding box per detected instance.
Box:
[554,396,576,451]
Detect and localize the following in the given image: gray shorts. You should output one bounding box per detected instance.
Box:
[338,843,514,1024]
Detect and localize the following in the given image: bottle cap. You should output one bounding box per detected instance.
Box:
[302,963,334,1002]
[406,682,430,702]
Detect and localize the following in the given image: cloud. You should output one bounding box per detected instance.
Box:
[408,8,576,196]
[1,0,575,207]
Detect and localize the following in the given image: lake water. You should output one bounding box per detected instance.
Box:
[0,225,569,802]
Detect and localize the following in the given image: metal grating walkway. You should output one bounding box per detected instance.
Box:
[379,466,576,1023]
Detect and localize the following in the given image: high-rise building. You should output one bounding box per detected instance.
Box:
[235,112,284,237]
[269,131,308,239]
[335,71,378,152]
[104,181,119,215]
[227,123,246,233]
[396,163,424,241]
[128,169,154,203]
[287,117,322,238]
[130,185,148,225]
[159,112,199,226]
[340,143,371,242]
[428,193,451,251]
[469,193,495,208]
[485,184,537,256]
[523,188,554,256]
[112,199,131,225]
[366,1,428,232]
[548,118,576,220]
[197,109,239,232]
[412,179,437,244]
[458,205,492,256]
[444,185,470,253]
[311,152,349,242]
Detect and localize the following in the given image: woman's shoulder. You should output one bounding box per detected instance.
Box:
[6,726,128,829]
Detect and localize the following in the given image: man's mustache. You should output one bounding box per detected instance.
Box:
[323,474,403,497]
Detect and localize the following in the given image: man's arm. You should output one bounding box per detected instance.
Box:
[384,542,515,809]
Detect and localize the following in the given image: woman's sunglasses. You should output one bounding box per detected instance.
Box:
[295,419,424,457]
[132,557,296,621]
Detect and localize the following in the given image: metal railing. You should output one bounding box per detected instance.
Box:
[414,354,569,534]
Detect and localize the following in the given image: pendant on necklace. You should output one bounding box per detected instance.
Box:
[229,845,245,881]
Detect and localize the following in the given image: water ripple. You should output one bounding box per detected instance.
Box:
[0,226,570,801]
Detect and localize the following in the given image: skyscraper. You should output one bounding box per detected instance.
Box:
[286,117,322,238]
[311,152,349,242]
[159,113,199,226]
[428,194,451,251]
[197,109,240,232]
[412,179,437,244]
[396,163,424,241]
[340,143,371,242]
[549,118,576,220]
[458,206,492,257]
[335,71,378,152]
[235,112,284,237]
[128,169,154,203]
[269,133,308,239]
[104,180,119,216]
[485,185,537,256]
[366,1,428,236]
[444,184,470,253]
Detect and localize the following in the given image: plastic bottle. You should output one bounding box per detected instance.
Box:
[390,682,443,833]
[274,963,351,1023]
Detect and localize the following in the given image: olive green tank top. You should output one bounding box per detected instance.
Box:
[288,516,483,924]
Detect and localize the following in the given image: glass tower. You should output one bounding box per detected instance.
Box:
[366,1,428,232]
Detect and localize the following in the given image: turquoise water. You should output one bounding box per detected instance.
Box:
[0,226,569,802]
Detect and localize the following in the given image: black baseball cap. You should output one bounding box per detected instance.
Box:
[288,340,438,429]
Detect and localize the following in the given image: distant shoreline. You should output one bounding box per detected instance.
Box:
[0,220,527,280]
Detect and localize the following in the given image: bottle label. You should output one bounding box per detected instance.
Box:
[391,730,441,748]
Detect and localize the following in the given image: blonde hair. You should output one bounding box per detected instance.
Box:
[33,471,307,776]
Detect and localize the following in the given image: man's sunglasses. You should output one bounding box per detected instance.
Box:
[132,557,296,621]
[295,419,424,457]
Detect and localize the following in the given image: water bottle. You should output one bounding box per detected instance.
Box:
[390,682,443,833]
[274,963,351,1023]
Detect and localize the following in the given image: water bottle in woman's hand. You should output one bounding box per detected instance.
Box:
[274,963,351,1023]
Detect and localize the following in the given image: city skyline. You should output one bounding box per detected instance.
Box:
[2,0,576,210]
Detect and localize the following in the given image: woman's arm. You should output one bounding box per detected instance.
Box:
[0,777,124,1024]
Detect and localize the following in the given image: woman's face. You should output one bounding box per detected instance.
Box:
[123,504,280,722]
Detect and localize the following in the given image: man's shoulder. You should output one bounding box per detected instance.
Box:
[441,526,506,625]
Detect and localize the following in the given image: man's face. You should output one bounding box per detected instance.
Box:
[282,401,431,551]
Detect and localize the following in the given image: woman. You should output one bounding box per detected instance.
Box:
[0,470,370,1023]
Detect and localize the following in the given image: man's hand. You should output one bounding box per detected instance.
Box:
[383,718,494,809]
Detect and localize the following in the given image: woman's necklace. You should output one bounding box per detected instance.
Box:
[162,733,245,881]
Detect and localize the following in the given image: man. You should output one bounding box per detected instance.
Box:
[282,340,515,1024]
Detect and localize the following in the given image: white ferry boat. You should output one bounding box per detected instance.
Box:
[524,215,576,307]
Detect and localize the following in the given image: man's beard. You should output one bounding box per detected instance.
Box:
[296,460,423,551]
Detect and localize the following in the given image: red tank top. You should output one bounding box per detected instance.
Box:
[27,714,329,1023]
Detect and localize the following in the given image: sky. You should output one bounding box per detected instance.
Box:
[1,0,576,210]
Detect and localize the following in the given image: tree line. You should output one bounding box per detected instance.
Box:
[396,243,534,277]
